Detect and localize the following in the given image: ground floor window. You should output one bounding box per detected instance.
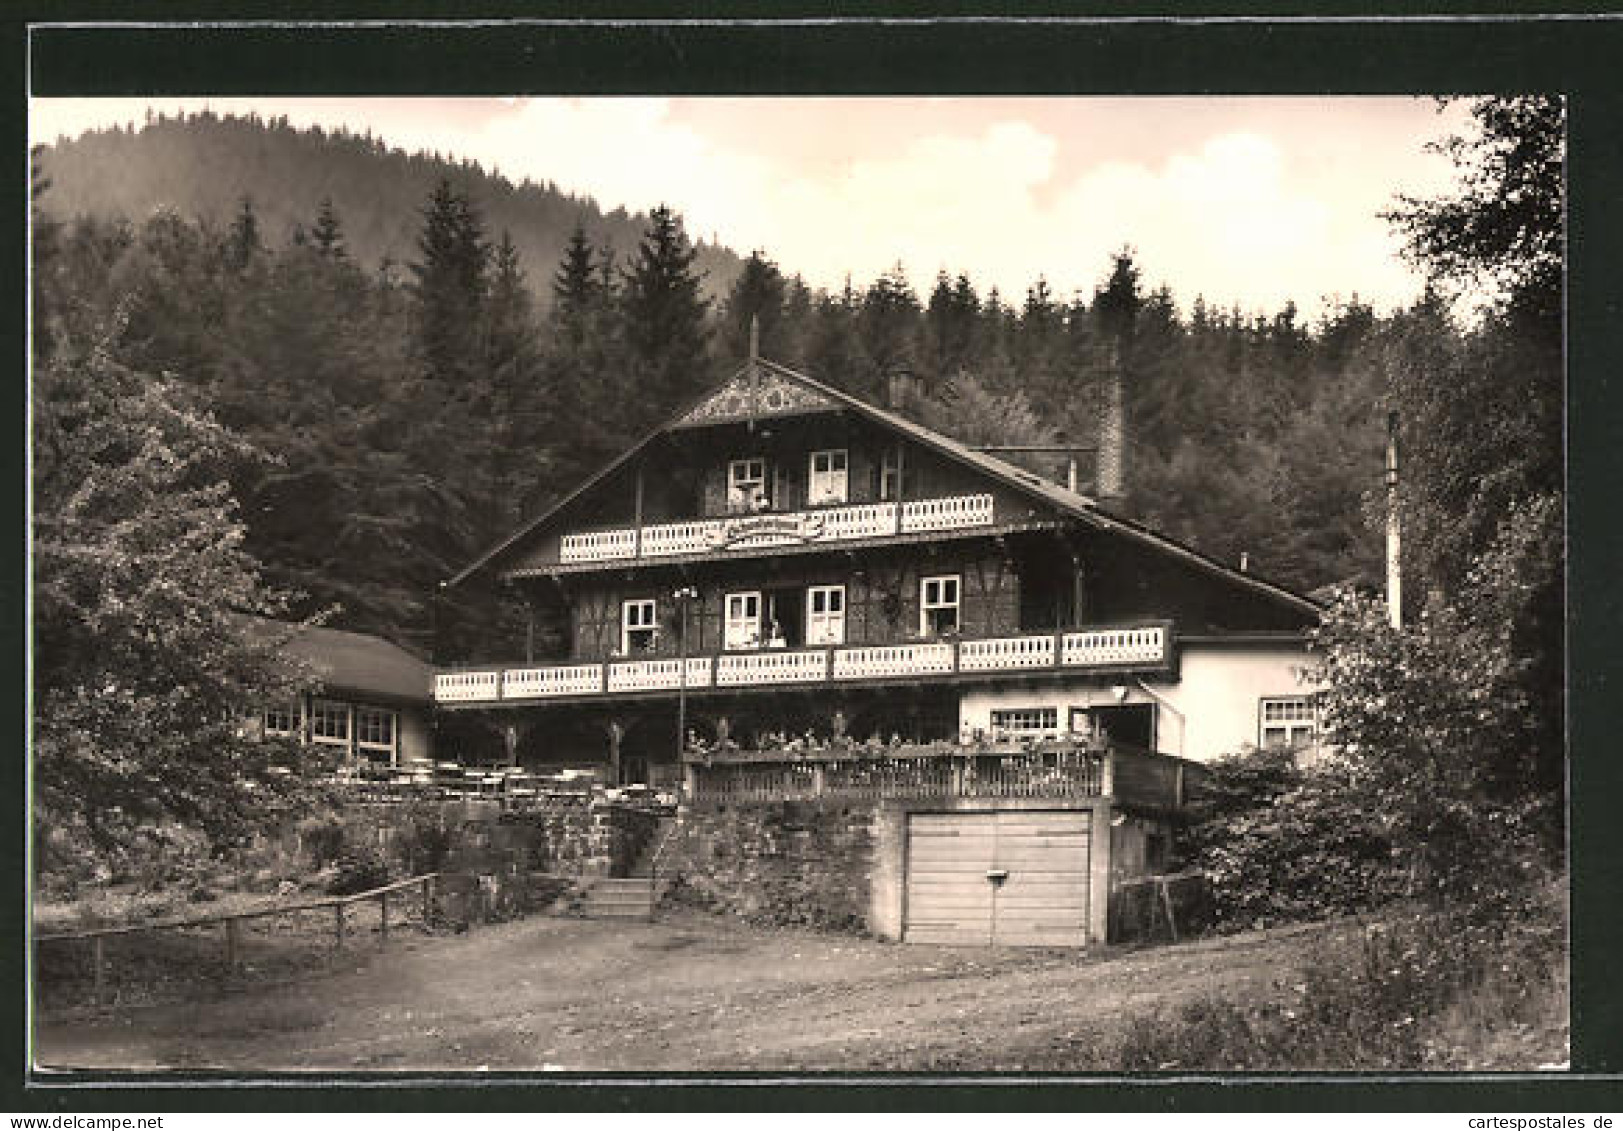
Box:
[311,699,351,746]
[1260,696,1318,749]
[920,574,961,637]
[263,703,298,738]
[355,707,397,759]
[989,707,1059,737]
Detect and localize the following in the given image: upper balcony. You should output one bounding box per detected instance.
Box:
[558,493,997,565]
[434,621,1173,706]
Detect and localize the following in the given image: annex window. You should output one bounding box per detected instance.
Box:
[355,707,397,756]
[621,599,658,655]
[806,584,846,646]
[310,699,351,746]
[920,574,961,637]
[263,703,298,739]
[725,591,762,650]
[879,447,903,501]
[1260,696,1318,749]
[807,449,849,506]
[989,707,1059,737]
[727,458,770,513]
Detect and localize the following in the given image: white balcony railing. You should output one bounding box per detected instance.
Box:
[832,642,954,680]
[433,623,1170,705]
[558,528,638,563]
[557,493,995,564]
[716,649,830,686]
[607,656,715,692]
[958,634,1056,672]
[434,670,502,702]
[501,664,604,699]
[1062,625,1166,667]
[900,494,995,533]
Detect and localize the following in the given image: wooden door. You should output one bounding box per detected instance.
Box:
[904,811,1091,947]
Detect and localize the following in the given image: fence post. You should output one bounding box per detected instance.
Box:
[92,936,105,1007]
[422,875,434,925]
[334,902,345,951]
[379,890,389,948]
[225,918,240,969]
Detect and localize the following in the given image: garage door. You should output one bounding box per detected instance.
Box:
[904,810,1091,947]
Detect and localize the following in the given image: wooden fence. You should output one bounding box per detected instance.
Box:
[35,873,439,1008]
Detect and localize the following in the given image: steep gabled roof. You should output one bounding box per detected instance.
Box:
[448,358,1320,619]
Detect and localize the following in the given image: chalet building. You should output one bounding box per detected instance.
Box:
[434,352,1324,945]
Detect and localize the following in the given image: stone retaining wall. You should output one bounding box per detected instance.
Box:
[667,801,878,932]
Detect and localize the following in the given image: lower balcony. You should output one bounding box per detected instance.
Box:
[683,736,1203,811]
[434,623,1173,706]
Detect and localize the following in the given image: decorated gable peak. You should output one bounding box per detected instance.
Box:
[671,365,841,430]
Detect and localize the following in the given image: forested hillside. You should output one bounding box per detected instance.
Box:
[32,110,1480,660]
[36,111,746,309]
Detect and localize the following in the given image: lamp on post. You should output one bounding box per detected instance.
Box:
[673,586,699,776]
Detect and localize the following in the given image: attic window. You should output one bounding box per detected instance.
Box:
[808,449,848,505]
[728,458,770,512]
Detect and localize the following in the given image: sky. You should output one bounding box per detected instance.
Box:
[30,95,1468,316]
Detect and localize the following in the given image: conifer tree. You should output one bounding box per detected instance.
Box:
[620,204,711,427]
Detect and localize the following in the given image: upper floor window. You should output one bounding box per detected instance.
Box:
[356,707,397,755]
[1260,696,1318,749]
[728,458,770,513]
[920,574,961,637]
[725,591,762,650]
[622,599,658,654]
[311,699,351,746]
[807,449,849,506]
[806,584,846,646]
[879,447,903,501]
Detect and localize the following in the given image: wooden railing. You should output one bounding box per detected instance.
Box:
[434,622,1171,705]
[683,740,1204,810]
[688,747,1109,803]
[35,874,441,1007]
[558,492,997,564]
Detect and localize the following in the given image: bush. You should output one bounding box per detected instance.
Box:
[1116,883,1567,1070]
[326,850,391,896]
[298,817,347,869]
[1185,747,1405,930]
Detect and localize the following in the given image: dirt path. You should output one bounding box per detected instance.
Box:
[34,911,1358,1073]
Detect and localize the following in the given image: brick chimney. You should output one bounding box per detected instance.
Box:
[1095,343,1125,504]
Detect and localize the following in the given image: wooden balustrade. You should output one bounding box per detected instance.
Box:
[557,493,995,564]
[433,622,1171,705]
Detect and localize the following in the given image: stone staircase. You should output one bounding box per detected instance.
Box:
[577,816,675,921]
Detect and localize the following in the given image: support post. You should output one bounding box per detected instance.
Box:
[633,462,645,560]
[225,918,240,969]
[422,875,435,925]
[334,903,346,951]
[92,936,105,1006]
[379,891,389,948]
